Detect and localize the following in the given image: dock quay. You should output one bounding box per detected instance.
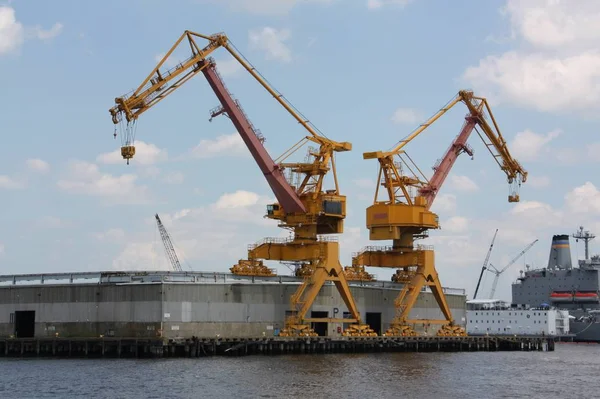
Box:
[0,335,555,358]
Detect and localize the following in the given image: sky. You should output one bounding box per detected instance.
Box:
[1,0,599,302]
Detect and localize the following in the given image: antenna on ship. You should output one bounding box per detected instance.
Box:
[573,226,596,260]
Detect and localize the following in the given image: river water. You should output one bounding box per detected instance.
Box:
[0,343,597,398]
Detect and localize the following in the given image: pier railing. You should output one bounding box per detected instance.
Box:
[0,270,466,296]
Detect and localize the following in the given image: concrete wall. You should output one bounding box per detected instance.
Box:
[0,281,466,338]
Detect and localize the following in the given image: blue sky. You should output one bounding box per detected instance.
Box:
[1,0,599,301]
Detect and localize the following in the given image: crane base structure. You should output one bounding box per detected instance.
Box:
[229,259,276,277]
[248,238,377,337]
[353,246,467,337]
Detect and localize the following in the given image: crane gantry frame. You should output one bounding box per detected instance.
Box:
[109,30,374,337]
[352,90,528,337]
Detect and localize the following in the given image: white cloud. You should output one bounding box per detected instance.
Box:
[527,175,550,188]
[112,242,163,271]
[510,129,560,161]
[463,52,600,113]
[463,1,600,113]
[249,27,292,63]
[442,216,469,233]
[94,228,126,241]
[0,6,23,54]
[26,158,50,173]
[450,175,478,192]
[508,200,562,228]
[391,107,421,125]
[504,0,600,50]
[96,141,168,165]
[111,190,274,270]
[196,0,336,16]
[443,216,469,233]
[190,133,247,159]
[0,6,62,56]
[215,190,261,209]
[31,22,63,40]
[0,175,24,189]
[431,193,457,213]
[214,58,242,77]
[367,0,413,10]
[57,161,150,204]
[565,182,600,215]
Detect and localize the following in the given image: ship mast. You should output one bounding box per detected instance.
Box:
[573,226,596,260]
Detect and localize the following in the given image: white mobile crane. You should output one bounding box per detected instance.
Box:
[155,213,183,272]
[473,230,537,299]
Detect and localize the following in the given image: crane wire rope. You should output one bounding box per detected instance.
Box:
[227,40,330,141]
[387,92,459,153]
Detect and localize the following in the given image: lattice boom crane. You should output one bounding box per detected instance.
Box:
[109,30,374,337]
[155,214,183,272]
[352,90,528,337]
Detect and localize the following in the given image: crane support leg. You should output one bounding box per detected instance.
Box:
[249,239,376,337]
[354,248,466,337]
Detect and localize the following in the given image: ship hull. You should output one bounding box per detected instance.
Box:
[570,320,600,342]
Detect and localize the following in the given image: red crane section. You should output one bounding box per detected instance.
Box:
[200,59,306,214]
[418,116,476,208]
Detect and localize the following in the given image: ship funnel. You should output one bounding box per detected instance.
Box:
[548,234,572,270]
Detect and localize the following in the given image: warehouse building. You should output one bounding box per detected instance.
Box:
[0,271,466,339]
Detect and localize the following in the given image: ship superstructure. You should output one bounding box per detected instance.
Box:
[511,227,600,341]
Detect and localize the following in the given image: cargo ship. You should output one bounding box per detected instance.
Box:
[512,227,600,342]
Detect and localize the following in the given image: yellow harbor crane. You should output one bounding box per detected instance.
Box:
[108,30,374,337]
[352,90,528,337]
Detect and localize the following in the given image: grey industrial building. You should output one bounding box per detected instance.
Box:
[0,271,467,339]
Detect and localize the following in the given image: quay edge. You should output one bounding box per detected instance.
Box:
[0,335,555,358]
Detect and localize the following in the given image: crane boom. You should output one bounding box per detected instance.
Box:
[155,214,183,272]
[418,117,476,207]
[200,59,305,213]
[489,238,538,299]
[473,228,498,299]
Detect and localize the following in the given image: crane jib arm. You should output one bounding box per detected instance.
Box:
[418,116,477,208]
[200,60,306,214]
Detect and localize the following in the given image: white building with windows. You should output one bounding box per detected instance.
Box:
[466,299,570,336]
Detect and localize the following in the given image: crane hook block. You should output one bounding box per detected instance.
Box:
[121,146,136,162]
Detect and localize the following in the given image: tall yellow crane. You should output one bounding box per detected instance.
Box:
[108,30,374,337]
[352,90,527,337]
